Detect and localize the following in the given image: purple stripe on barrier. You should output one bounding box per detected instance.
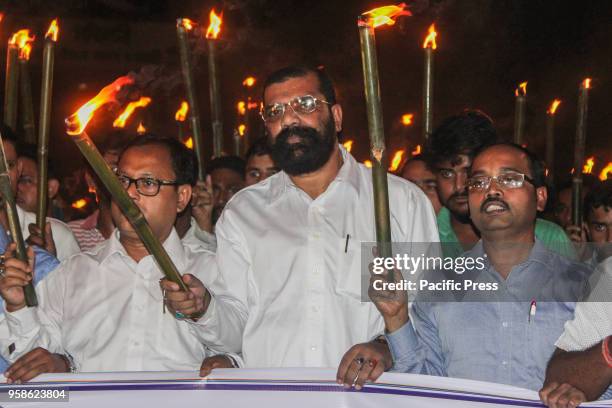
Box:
[2,381,609,407]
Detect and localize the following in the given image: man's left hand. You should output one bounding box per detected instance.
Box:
[5,347,69,383]
[199,354,235,377]
[336,340,392,390]
[539,382,587,408]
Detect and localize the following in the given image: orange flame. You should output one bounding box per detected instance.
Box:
[582,78,591,89]
[71,198,88,209]
[205,9,223,39]
[184,137,194,149]
[243,76,256,87]
[0,13,4,23]
[364,160,373,168]
[582,156,595,174]
[247,100,259,110]
[401,113,414,126]
[599,162,612,181]
[343,140,354,153]
[547,99,561,115]
[175,101,189,122]
[112,97,152,128]
[137,122,146,134]
[361,3,411,28]
[411,144,422,156]
[46,19,59,42]
[423,24,437,49]
[389,150,406,172]
[178,18,195,31]
[237,101,246,116]
[66,76,135,135]
[515,81,527,97]
[11,30,35,60]
[238,124,246,136]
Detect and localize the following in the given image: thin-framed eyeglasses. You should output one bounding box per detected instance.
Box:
[116,173,179,197]
[260,95,331,122]
[466,172,535,191]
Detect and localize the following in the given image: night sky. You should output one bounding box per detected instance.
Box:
[2,0,611,184]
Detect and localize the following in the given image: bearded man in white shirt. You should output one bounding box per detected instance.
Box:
[0,135,219,382]
[163,66,439,378]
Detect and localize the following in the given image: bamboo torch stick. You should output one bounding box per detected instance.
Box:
[572,78,590,227]
[205,9,224,158]
[422,24,437,139]
[36,20,59,237]
[0,131,37,306]
[513,81,527,145]
[65,76,188,292]
[545,99,560,184]
[16,31,36,144]
[4,32,21,131]
[176,18,205,180]
[358,4,410,267]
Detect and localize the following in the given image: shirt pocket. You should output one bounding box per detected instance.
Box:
[333,236,368,301]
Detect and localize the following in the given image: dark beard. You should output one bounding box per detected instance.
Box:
[269,119,336,176]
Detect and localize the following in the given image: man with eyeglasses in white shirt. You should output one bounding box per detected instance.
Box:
[0,135,220,382]
[162,65,439,378]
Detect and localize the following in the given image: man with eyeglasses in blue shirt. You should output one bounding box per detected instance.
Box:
[372,143,592,391]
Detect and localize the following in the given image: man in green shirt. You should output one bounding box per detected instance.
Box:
[427,110,572,258]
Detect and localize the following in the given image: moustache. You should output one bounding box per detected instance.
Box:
[449,190,468,201]
[275,126,319,145]
[480,197,510,213]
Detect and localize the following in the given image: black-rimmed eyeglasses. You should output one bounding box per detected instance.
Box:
[117,174,179,197]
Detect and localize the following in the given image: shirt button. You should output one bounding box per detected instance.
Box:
[502,322,508,328]
[311,346,317,351]
[312,232,320,239]
[502,360,507,366]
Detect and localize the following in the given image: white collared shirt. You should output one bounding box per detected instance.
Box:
[0,228,218,372]
[17,205,80,261]
[182,217,217,252]
[192,146,439,367]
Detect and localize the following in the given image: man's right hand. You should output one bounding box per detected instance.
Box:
[368,256,409,333]
[0,243,35,313]
[160,274,210,320]
[5,348,69,384]
[191,176,214,234]
[565,223,588,243]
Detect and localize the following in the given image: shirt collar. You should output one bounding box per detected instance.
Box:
[98,227,187,271]
[468,238,551,271]
[437,207,459,243]
[267,144,361,204]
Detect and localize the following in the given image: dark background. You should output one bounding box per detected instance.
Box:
[1,0,611,184]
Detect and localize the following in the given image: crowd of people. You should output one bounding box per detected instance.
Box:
[0,65,609,408]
